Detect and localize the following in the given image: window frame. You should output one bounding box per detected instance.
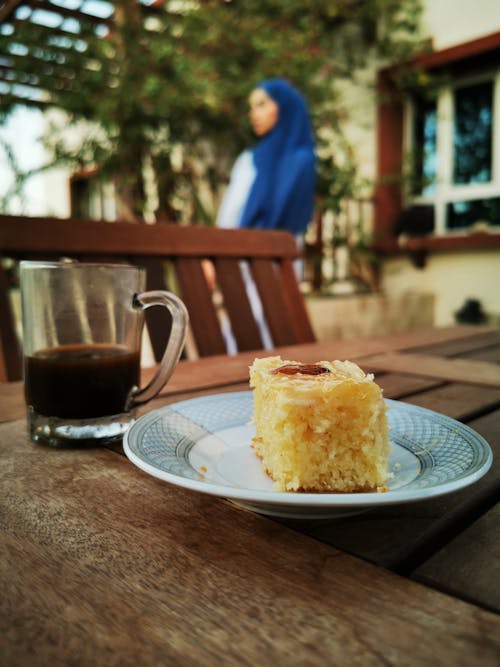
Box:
[404,70,500,235]
[374,30,500,254]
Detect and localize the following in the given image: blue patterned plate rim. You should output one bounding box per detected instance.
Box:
[123,391,493,509]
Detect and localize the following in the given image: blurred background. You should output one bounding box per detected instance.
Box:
[1,0,499,339]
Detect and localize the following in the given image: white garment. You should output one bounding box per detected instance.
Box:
[217,150,256,229]
[216,150,273,354]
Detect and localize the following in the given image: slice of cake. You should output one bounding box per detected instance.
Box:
[249,356,390,492]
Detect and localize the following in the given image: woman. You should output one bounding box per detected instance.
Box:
[216,78,316,353]
[217,78,316,233]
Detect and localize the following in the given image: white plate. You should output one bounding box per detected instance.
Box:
[123,392,493,519]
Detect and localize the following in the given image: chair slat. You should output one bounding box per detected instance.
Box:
[214,258,263,352]
[0,217,299,259]
[0,263,22,382]
[139,257,172,361]
[250,258,300,347]
[174,257,226,357]
[279,258,316,343]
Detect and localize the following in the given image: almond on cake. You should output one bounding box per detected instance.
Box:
[249,356,390,493]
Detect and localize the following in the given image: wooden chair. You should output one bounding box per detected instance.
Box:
[0,215,316,382]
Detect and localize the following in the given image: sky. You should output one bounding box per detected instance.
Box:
[0,106,47,214]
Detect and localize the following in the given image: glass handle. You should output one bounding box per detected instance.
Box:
[128,290,188,407]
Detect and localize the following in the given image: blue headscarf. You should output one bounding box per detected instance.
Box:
[238,78,316,234]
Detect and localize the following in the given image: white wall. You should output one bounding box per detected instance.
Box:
[422,0,500,50]
[383,251,500,325]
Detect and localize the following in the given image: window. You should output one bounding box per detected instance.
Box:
[407,71,500,234]
[453,80,493,185]
[413,97,437,196]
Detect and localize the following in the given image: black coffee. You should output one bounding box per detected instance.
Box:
[25,344,141,419]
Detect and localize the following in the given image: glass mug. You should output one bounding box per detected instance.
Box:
[20,261,188,446]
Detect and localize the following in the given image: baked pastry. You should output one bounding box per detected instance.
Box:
[249,356,390,492]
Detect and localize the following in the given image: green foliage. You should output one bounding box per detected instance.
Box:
[0,0,426,221]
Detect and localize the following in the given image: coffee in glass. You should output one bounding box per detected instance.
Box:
[21,261,188,446]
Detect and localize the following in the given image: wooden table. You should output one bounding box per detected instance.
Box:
[2,325,500,666]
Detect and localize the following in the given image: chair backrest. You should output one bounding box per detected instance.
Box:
[0,215,315,381]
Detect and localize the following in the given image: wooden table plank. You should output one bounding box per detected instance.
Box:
[403,382,500,421]
[367,372,445,399]
[410,329,500,358]
[0,380,24,423]
[459,344,500,363]
[361,351,500,387]
[1,419,500,666]
[410,408,500,614]
[412,502,500,615]
[286,482,497,581]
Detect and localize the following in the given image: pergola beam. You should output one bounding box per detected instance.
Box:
[0,0,23,23]
[0,1,163,109]
[28,0,113,27]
